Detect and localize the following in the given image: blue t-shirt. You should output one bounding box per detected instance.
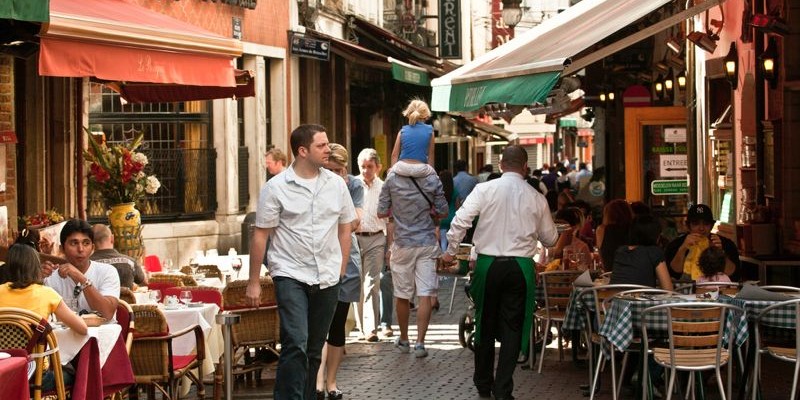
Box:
[398,123,433,163]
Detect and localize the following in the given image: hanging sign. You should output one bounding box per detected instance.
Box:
[659,154,688,178]
[289,33,330,61]
[651,179,688,195]
[664,127,686,143]
[439,0,461,59]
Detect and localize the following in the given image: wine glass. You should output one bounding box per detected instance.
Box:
[164,258,175,273]
[189,258,200,275]
[231,257,243,278]
[179,290,193,306]
[150,289,162,304]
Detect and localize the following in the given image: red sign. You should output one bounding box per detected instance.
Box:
[0,131,18,143]
[622,85,652,107]
[491,0,515,49]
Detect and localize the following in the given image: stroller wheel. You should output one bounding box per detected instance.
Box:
[458,312,474,348]
[466,332,475,351]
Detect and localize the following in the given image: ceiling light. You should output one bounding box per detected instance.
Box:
[687,31,718,53]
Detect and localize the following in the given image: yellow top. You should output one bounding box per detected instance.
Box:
[0,283,63,319]
[683,237,710,280]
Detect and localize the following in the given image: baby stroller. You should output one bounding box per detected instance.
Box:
[457,272,476,351]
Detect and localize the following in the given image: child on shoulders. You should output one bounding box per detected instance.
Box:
[390,99,436,178]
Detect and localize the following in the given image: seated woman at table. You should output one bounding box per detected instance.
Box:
[0,243,88,334]
[596,199,634,272]
[609,215,674,291]
[545,207,591,271]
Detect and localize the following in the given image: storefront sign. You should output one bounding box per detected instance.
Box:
[651,179,688,195]
[491,0,514,49]
[439,0,461,59]
[289,33,330,61]
[199,0,257,10]
[659,154,688,178]
[0,131,18,143]
[664,127,686,143]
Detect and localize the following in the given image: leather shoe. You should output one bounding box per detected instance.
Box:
[494,396,515,400]
[315,390,325,400]
[328,389,343,399]
[477,390,491,398]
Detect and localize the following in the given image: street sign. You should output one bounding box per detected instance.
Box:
[651,179,688,195]
[659,154,687,177]
[289,33,330,61]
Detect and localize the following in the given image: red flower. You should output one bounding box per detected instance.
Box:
[90,163,110,183]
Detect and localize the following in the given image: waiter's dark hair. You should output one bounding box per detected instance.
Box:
[500,145,527,170]
[290,124,326,157]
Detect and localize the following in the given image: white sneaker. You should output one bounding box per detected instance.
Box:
[395,338,410,353]
[414,343,428,358]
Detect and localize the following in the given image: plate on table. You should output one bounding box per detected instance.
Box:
[0,352,10,360]
[80,314,107,327]
[187,302,204,308]
[163,304,182,310]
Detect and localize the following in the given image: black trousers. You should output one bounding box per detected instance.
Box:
[473,257,526,398]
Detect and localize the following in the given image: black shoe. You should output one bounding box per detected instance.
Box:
[494,396,515,400]
[328,389,343,400]
[315,390,325,400]
[477,390,491,398]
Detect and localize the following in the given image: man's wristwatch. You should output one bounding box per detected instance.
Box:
[81,279,94,290]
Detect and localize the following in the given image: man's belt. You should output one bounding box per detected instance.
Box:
[355,231,383,236]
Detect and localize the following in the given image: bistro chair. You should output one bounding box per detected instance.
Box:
[197,265,223,280]
[163,286,223,308]
[0,307,67,400]
[214,277,279,400]
[535,270,582,373]
[130,304,205,400]
[120,287,137,305]
[674,282,742,296]
[180,265,193,275]
[751,297,800,400]
[760,285,800,294]
[110,300,135,400]
[642,302,744,400]
[576,284,648,400]
[143,255,163,273]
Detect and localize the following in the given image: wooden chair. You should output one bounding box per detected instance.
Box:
[535,270,582,373]
[214,277,279,400]
[751,298,800,400]
[130,304,205,400]
[163,286,223,308]
[197,265,223,280]
[642,302,744,400]
[577,284,649,400]
[0,307,67,400]
[120,287,137,305]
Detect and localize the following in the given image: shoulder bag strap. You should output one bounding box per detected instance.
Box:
[409,177,434,208]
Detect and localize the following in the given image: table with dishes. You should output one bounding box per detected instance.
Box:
[161,301,223,374]
[52,323,134,400]
[0,354,30,400]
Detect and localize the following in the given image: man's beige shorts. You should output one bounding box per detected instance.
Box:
[390,244,440,299]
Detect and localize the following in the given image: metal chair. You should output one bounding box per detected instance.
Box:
[675,282,742,296]
[751,297,800,400]
[0,307,67,400]
[535,270,582,373]
[760,285,800,294]
[576,284,648,400]
[642,302,744,400]
[130,304,205,399]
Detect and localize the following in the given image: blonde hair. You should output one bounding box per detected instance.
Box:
[402,99,431,125]
[328,143,349,167]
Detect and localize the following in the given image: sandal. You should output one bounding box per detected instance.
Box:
[328,389,343,399]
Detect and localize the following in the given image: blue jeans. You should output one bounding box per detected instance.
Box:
[273,276,339,400]
[380,265,394,327]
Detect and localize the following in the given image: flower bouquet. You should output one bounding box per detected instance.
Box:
[20,209,65,228]
[83,128,161,205]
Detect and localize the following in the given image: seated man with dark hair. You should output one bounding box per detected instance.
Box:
[664,204,740,281]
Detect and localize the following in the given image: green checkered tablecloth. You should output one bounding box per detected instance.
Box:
[728,297,797,328]
[562,286,596,332]
[598,296,749,353]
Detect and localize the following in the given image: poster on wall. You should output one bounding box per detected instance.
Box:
[0,206,7,248]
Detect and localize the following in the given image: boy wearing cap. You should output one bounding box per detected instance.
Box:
[664,204,740,280]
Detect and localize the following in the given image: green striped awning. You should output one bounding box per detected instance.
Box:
[432,71,561,113]
[1,0,49,22]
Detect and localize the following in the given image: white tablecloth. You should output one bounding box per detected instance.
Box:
[53,324,122,367]
[161,303,222,377]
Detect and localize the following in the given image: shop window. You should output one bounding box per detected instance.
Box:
[87,83,217,222]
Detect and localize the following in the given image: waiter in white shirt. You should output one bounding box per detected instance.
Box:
[442,145,558,400]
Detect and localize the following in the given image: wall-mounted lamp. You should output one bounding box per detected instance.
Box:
[599,92,606,102]
[687,31,718,53]
[501,0,524,28]
[723,42,738,89]
[677,72,686,89]
[654,74,664,100]
[758,37,779,89]
[664,74,674,92]
[607,92,615,101]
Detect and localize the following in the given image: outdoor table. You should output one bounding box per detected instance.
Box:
[162,303,223,378]
[53,324,134,400]
[0,356,30,400]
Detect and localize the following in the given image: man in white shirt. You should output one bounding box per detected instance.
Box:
[246,124,356,400]
[354,148,390,341]
[443,146,558,400]
[43,219,120,320]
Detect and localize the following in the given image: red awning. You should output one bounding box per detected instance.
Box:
[105,69,256,104]
[39,0,242,87]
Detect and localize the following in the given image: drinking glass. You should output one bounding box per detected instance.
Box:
[562,249,573,270]
[231,257,243,278]
[569,251,581,271]
[150,290,162,304]
[189,258,200,275]
[179,290,193,305]
[164,258,175,272]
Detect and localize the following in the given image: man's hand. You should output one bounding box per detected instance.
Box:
[41,261,57,279]
[57,263,86,283]
[441,253,456,265]
[246,280,262,307]
[39,236,54,255]
[681,233,707,249]
[709,234,723,249]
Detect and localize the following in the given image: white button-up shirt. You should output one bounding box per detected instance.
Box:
[357,175,386,234]
[446,172,558,258]
[256,165,356,289]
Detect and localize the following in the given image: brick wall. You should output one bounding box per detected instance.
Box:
[0,55,18,238]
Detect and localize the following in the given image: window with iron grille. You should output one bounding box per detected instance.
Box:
[86,83,217,222]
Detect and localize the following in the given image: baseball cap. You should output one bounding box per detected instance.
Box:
[687,204,715,223]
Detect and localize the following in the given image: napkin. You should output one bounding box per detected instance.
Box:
[573,270,593,287]
[736,284,791,301]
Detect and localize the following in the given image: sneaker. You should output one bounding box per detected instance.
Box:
[414,343,428,358]
[366,332,379,342]
[395,338,410,353]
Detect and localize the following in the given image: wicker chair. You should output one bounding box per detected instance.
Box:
[0,307,67,400]
[119,287,137,305]
[130,304,205,400]
[180,266,193,275]
[197,265,223,280]
[163,286,223,308]
[213,277,279,400]
[149,273,197,288]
